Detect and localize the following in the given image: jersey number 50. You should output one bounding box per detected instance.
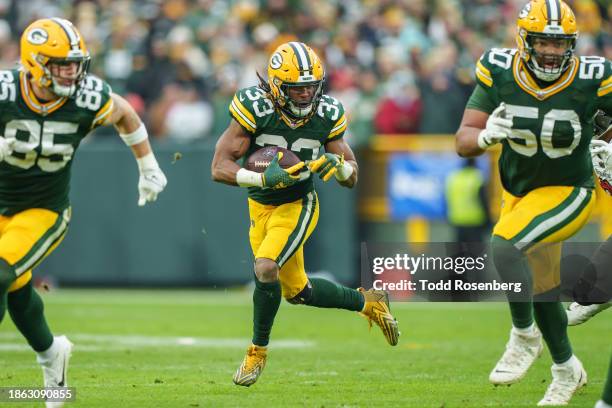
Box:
[504,105,581,158]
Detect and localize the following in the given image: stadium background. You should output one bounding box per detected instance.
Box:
[0,2,610,408]
[0,0,606,287]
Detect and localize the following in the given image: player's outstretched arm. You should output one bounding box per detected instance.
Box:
[311,138,358,188]
[107,93,167,206]
[211,119,253,186]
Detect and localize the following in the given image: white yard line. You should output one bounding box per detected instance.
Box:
[0,333,314,351]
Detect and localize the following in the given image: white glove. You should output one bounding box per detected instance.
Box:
[0,137,14,162]
[478,103,513,149]
[137,154,167,207]
[590,139,612,180]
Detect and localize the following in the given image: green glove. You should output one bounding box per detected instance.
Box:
[262,152,305,189]
[309,153,344,182]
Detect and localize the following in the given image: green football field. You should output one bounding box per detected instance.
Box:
[0,289,609,408]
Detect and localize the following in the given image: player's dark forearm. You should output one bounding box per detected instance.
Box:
[211,160,240,186]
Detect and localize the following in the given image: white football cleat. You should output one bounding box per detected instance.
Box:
[567,302,611,326]
[489,326,543,385]
[537,356,587,406]
[36,335,73,408]
[595,400,612,408]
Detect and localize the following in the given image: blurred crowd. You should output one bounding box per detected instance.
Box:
[0,0,609,146]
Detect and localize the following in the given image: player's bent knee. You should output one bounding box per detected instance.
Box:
[286,281,313,305]
[0,258,16,294]
[491,235,523,262]
[254,258,280,282]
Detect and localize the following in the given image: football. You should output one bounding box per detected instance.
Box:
[244,146,301,173]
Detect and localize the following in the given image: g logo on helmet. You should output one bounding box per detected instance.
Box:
[270,52,282,69]
[26,28,48,45]
[518,3,531,18]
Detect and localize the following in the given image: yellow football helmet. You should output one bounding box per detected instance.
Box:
[20,18,90,97]
[264,42,324,125]
[516,0,578,81]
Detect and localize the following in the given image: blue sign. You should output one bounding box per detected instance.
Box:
[388,153,488,220]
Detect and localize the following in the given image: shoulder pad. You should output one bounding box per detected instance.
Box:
[578,57,612,97]
[318,95,347,141]
[475,48,518,88]
[0,69,20,104]
[229,86,274,133]
[82,74,112,94]
[83,75,114,127]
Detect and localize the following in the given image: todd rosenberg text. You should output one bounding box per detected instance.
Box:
[373,279,523,293]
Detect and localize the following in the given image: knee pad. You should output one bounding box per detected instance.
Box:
[286,281,313,305]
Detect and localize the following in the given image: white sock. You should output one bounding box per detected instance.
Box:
[36,337,58,362]
[555,355,578,368]
[514,323,535,334]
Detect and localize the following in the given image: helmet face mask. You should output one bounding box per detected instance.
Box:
[279,81,323,119]
[21,18,90,98]
[524,32,575,81]
[266,42,325,125]
[45,56,90,97]
[516,0,578,82]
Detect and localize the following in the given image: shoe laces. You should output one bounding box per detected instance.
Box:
[541,366,578,399]
[542,380,571,400]
[244,347,265,370]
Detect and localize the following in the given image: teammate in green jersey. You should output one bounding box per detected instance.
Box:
[0,18,167,406]
[211,41,400,387]
[455,0,611,405]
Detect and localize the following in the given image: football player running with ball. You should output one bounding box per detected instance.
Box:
[455,0,611,405]
[0,18,167,406]
[211,41,399,387]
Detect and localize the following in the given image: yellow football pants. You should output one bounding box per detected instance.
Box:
[0,208,70,292]
[493,186,595,293]
[248,192,319,299]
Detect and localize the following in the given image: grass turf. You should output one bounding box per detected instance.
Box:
[0,289,609,407]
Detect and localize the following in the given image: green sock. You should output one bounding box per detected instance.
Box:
[8,282,53,352]
[252,277,281,347]
[491,236,534,328]
[0,259,17,324]
[0,293,6,323]
[603,355,612,404]
[533,301,572,364]
[308,278,364,311]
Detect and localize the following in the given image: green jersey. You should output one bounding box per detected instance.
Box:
[229,86,347,205]
[0,69,114,215]
[467,48,612,196]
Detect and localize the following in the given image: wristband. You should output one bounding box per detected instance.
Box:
[335,161,354,181]
[120,123,148,146]
[137,152,159,172]
[477,130,492,150]
[236,168,264,187]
